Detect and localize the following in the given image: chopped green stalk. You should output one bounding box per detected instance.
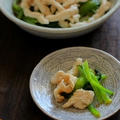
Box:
[80,61,113,105]
[88,104,101,118]
[91,80,113,95]
[91,69,112,104]
[93,86,103,103]
[90,71,103,103]
[78,65,85,77]
[78,64,112,103]
[100,91,112,104]
[82,61,113,95]
[74,66,88,90]
[88,71,103,102]
[74,77,87,90]
[90,70,111,104]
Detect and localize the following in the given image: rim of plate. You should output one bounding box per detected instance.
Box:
[30,47,120,120]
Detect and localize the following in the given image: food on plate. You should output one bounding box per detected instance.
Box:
[62,89,94,109]
[12,0,112,28]
[51,71,77,102]
[51,58,113,117]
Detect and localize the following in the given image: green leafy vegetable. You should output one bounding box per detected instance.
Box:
[23,16,38,24]
[12,0,24,19]
[79,0,100,17]
[74,77,87,90]
[81,61,113,102]
[95,69,107,81]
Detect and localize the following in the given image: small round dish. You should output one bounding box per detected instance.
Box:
[30,47,120,120]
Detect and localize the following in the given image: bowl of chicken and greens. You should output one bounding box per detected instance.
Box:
[30,47,120,120]
[0,0,120,38]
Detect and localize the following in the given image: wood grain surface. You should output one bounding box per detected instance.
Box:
[0,8,120,120]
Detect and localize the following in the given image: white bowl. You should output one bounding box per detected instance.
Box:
[0,0,120,39]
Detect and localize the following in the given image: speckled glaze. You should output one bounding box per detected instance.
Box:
[30,47,120,120]
[0,0,120,38]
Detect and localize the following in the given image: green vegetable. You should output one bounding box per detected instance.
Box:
[23,16,38,24]
[79,0,100,17]
[61,60,113,117]
[12,0,24,19]
[84,69,107,96]
[95,69,107,81]
[74,77,87,90]
[81,61,113,103]
[100,91,112,104]
[12,0,38,24]
[88,104,101,118]
[91,80,113,95]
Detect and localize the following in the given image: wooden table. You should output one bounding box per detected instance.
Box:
[0,8,120,120]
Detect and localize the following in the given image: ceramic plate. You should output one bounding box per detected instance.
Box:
[30,47,120,120]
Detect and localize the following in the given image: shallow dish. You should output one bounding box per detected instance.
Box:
[30,47,120,120]
[0,0,120,38]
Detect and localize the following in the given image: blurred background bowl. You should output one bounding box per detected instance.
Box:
[0,0,120,39]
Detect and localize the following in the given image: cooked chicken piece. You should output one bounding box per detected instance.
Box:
[70,21,87,27]
[46,5,78,22]
[51,70,66,85]
[49,0,65,11]
[72,14,80,23]
[38,0,64,12]
[50,5,57,14]
[51,70,77,85]
[51,71,77,102]
[63,0,88,8]
[54,79,73,102]
[21,0,49,24]
[67,58,83,76]
[34,0,52,16]
[67,14,80,24]
[34,5,39,11]
[63,89,94,109]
